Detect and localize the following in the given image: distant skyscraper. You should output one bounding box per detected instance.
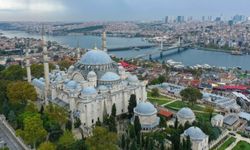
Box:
[165,16,169,24]
[202,16,205,22]
[177,16,184,23]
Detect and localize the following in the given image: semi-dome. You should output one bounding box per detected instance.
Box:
[184,126,207,140]
[98,85,108,91]
[87,71,97,78]
[81,87,97,95]
[134,102,157,115]
[66,80,78,89]
[128,75,139,82]
[80,49,113,65]
[177,107,195,119]
[100,72,120,81]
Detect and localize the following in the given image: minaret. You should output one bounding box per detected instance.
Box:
[42,27,50,105]
[102,31,107,52]
[76,40,81,60]
[25,49,32,83]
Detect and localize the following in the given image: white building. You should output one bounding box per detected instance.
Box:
[176,107,196,125]
[32,47,147,131]
[132,101,160,131]
[211,114,224,127]
[181,126,209,150]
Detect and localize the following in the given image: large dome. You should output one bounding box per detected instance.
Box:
[134,102,157,115]
[184,126,207,140]
[80,50,113,65]
[81,87,97,95]
[177,107,195,119]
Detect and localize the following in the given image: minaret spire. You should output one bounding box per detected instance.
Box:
[42,25,50,105]
[76,39,81,60]
[102,30,107,52]
[25,49,32,83]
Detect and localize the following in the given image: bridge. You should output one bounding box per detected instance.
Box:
[107,44,157,52]
[134,42,192,60]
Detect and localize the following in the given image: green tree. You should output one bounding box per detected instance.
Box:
[121,134,126,150]
[111,103,116,117]
[86,127,118,150]
[7,110,17,129]
[134,116,141,137]
[180,87,202,105]
[151,88,160,97]
[128,94,137,118]
[130,140,137,150]
[45,104,68,129]
[31,64,44,78]
[70,140,88,150]
[7,81,37,105]
[0,64,5,72]
[205,106,214,120]
[38,141,56,150]
[57,130,76,150]
[58,60,73,70]
[16,113,47,148]
[108,116,117,132]
[0,65,25,80]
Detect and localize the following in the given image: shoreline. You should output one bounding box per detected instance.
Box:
[195,46,232,53]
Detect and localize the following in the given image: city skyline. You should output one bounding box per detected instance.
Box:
[0,0,250,22]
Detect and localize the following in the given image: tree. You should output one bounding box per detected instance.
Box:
[180,87,202,105]
[128,94,137,118]
[159,116,166,128]
[205,106,214,120]
[16,113,47,148]
[151,88,160,97]
[38,141,56,150]
[7,110,17,129]
[45,104,68,129]
[174,117,179,129]
[86,127,118,150]
[130,140,137,150]
[186,136,192,150]
[121,134,126,150]
[0,64,5,72]
[108,116,117,132]
[30,64,55,78]
[111,104,116,117]
[0,65,25,80]
[70,140,88,150]
[58,60,73,70]
[7,81,37,106]
[57,130,76,150]
[134,116,141,137]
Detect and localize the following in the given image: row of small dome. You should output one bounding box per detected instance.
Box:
[134,102,207,140]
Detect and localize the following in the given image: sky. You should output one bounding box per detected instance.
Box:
[0,0,250,22]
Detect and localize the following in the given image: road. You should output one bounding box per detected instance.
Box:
[0,121,25,150]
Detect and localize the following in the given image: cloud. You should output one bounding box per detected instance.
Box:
[0,0,65,12]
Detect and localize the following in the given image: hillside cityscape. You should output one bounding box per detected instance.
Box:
[0,0,250,150]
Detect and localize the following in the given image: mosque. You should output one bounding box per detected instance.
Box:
[26,31,151,134]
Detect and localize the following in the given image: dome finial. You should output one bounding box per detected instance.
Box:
[93,43,98,50]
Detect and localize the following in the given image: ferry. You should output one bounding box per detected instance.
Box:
[231,50,243,55]
[133,47,141,51]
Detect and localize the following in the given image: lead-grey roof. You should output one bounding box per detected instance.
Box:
[177,107,195,119]
[184,126,207,140]
[134,102,157,115]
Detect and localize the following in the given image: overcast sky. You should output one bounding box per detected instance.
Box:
[0,0,250,22]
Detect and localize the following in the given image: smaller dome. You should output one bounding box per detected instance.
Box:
[212,114,224,121]
[100,72,120,81]
[128,75,139,82]
[87,71,97,78]
[98,85,108,91]
[81,87,97,95]
[134,102,156,115]
[66,80,78,89]
[184,126,207,140]
[39,77,45,82]
[177,107,195,119]
[64,79,70,84]
[68,65,74,73]
[55,75,63,81]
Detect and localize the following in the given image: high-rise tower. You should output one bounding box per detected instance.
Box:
[25,49,32,83]
[102,31,107,52]
[42,27,50,105]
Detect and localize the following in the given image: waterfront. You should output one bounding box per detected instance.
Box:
[1,30,250,70]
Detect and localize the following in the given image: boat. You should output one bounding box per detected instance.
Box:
[231,50,243,55]
[133,47,141,51]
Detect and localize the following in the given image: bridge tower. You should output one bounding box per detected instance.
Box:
[160,39,163,50]
[178,36,182,52]
[149,54,152,61]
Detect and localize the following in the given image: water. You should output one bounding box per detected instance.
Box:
[1,30,250,70]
